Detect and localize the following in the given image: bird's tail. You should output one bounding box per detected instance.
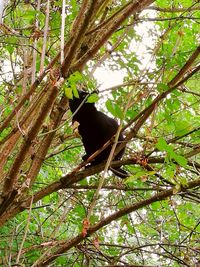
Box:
[110,167,128,179]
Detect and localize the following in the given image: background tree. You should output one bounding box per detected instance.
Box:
[0,0,199,266]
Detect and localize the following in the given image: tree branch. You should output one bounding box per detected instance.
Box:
[72,0,155,71]
[37,177,200,266]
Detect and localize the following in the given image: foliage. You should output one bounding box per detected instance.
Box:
[0,0,199,266]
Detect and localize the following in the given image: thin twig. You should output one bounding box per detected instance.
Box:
[15,195,33,264]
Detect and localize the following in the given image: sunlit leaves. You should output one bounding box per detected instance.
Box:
[64,71,83,98]
[64,86,73,99]
[106,99,124,119]
[87,93,99,103]
[0,0,199,266]
[156,137,187,167]
[157,83,169,92]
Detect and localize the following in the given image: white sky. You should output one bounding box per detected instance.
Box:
[93,10,157,90]
[94,68,126,90]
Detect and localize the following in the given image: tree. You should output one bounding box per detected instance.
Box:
[0,0,199,266]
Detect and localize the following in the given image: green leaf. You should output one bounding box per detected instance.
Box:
[114,104,124,120]
[106,99,116,116]
[105,99,124,119]
[72,86,79,98]
[163,164,176,180]
[126,170,156,182]
[7,46,14,54]
[64,86,73,99]
[68,71,83,84]
[173,155,187,167]
[86,93,99,103]
[156,138,187,167]
[175,120,191,137]
[157,83,169,92]
[165,145,177,158]
[179,176,188,187]
[155,137,168,151]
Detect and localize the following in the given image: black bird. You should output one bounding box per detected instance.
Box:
[68,90,127,178]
